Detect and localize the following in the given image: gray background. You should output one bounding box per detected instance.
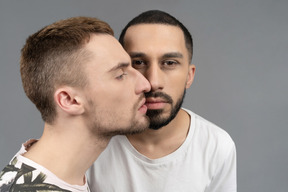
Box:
[0,0,287,191]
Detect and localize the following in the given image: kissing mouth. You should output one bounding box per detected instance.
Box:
[138,98,148,114]
[139,98,147,108]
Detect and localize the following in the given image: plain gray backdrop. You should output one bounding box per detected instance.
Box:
[0,0,287,191]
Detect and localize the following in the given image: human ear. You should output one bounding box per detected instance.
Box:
[54,87,85,115]
[185,64,195,88]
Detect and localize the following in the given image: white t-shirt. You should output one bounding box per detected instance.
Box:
[87,109,237,192]
[0,140,90,192]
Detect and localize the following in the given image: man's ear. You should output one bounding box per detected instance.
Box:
[54,87,85,115]
[186,64,196,89]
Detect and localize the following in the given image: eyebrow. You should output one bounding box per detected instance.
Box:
[108,62,130,72]
[129,52,146,58]
[162,52,183,59]
[129,52,183,59]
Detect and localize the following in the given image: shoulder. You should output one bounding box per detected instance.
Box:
[184,108,236,156]
[0,156,33,191]
[1,153,80,192]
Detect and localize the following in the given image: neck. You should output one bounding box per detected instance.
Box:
[23,121,110,185]
[127,109,190,159]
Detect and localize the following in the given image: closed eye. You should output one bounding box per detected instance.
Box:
[116,71,127,80]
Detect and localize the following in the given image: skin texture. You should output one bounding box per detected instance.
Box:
[124,24,196,159]
[23,34,151,185]
[81,34,151,137]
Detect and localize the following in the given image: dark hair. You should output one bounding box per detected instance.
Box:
[20,16,114,124]
[119,10,193,63]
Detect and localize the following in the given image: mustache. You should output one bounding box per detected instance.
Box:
[144,91,173,104]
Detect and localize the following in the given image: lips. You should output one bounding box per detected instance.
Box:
[145,97,168,103]
[138,98,148,114]
[145,97,169,110]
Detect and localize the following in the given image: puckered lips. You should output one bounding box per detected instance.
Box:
[138,98,148,114]
[145,97,169,110]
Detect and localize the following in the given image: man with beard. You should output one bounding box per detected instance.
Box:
[0,16,151,192]
[88,10,237,192]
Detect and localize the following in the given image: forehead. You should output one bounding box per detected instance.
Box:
[124,24,187,54]
[85,34,130,71]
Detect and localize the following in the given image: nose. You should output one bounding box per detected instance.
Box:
[144,64,164,91]
[135,69,151,94]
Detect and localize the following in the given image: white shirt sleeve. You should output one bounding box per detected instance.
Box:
[205,143,237,192]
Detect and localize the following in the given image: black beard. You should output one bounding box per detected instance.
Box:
[146,89,186,130]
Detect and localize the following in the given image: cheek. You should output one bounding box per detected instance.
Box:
[167,74,187,96]
[170,71,188,86]
[93,79,137,109]
[105,86,135,107]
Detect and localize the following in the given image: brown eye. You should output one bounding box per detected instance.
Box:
[163,60,177,65]
[132,60,146,69]
[162,60,179,69]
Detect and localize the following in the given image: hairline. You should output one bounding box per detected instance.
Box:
[122,23,192,63]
